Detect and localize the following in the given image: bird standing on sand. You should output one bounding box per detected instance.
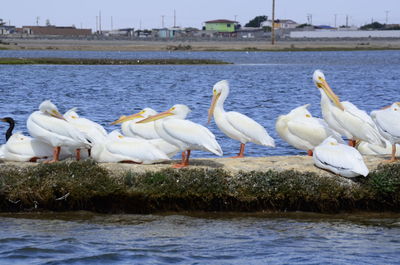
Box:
[138,104,223,168]
[276,104,343,156]
[371,102,400,162]
[27,100,91,162]
[312,70,383,147]
[208,80,275,157]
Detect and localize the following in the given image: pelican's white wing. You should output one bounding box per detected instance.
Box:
[342,101,376,128]
[330,102,383,146]
[162,119,222,156]
[28,112,90,148]
[105,139,169,164]
[225,111,275,147]
[2,133,53,161]
[372,108,400,143]
[313,138,369,177]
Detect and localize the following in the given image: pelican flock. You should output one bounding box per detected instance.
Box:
[0,71,398,178]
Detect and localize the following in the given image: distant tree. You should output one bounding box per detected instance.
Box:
[360,22,384,30]
[45,19,51,26]
[245,15,268,27]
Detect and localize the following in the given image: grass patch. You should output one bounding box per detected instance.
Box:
[1,161,400,213]
[0,57,229,65]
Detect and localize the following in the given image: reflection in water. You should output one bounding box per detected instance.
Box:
[0,212,399,264]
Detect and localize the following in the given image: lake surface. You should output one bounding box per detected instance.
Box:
[0,211,399,265]
[0,50,400,263]
[0,50,399,157]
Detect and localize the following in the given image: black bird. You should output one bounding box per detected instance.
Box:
[0,117,15,142]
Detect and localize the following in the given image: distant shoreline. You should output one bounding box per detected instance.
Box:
[0,57,230,65]
[1,38,400,52]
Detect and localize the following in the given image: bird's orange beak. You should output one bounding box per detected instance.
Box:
[208,92,221,124]
[137,110,174,124]
[318,78,344,111]
[110,112,144,125]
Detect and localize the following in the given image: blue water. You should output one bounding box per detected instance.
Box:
[0,50,399,157]
[0,212,399,264]
[1,50,400,264]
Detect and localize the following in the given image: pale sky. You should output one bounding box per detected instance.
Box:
[1,0,399,30]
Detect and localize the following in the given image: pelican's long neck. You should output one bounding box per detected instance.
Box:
[5,119,14,141]
[215,87,229,113]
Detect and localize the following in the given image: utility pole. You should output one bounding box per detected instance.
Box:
[96,16,98,32]
[334,14,337,28]
[234,15,237,22]
[307,14,312,25]
[36,16,40,26]
[385,10,389,24]
[99,11,102,34]
[173,9,176,27]
[271,0,275,45]
[111,16,113,31]
[161,15,165,28]
[346,15,349,27]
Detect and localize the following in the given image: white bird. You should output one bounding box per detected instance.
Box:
[1,132,53,162]
[313,70,383,147]
[90,130,169,164]
[138,104,223,168]
[64,107,107,142]
[111,107,159,139]
[208,80,275,157]
[313,136,369,178]
[27,100,91,162]
[276,104,343,155]
[0,117,70,162]
[111,107,180,158]
[371,102,400,162]
[357,140,400,156]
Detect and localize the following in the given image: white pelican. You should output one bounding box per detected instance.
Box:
[371,102,400,162]
[313,70,383,147]
[111,107,180,158]
[276,104,343,156]
[208,80,275,157]
[64,108,107,142]
[1,132,53,162]
[0,118,70,162]
[111,108,159,139]
[357,140,400,156]
[313,136,369,178]
[91,130,169,164]
[138,104,223,168]
[27,100,91,162]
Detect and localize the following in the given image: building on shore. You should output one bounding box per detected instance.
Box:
[104,28,135,37]
[204,19,239,33]
[262,19,299,29]
[21,26,91,36]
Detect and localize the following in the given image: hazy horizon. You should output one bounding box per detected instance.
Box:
[1,0,399,30]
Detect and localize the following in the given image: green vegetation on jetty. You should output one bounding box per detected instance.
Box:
[0,57,230,65]
[1,160,400,213]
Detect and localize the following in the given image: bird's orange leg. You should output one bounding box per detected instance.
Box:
[348,140,356,147]
[385,144,398,163]
[231,143,245,158]
[307,150,313,156]
[45,146,61,163]
[173,150,190,168]
[76,149,81,161]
